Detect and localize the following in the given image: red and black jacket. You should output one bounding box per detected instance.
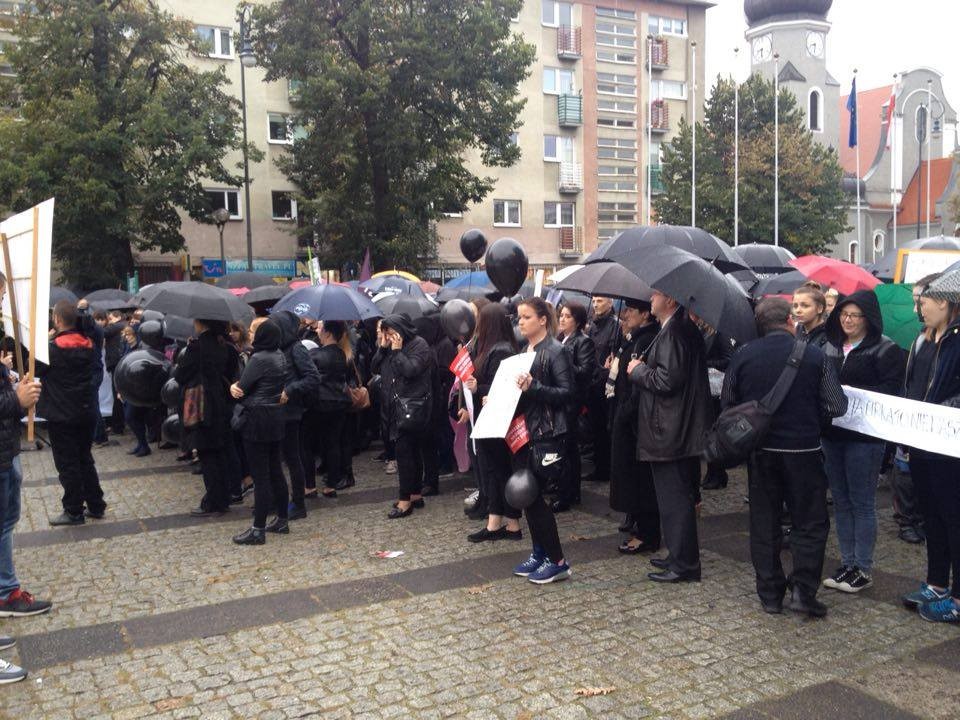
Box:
[36,330,95,425]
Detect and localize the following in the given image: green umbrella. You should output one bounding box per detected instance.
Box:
[875,283,921,351]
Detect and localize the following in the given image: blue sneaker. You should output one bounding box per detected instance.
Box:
[919,597,960,623]
[903,583,950,609]
[513,546,546,577]
[528,559,572,585]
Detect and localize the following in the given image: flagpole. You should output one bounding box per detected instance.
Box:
[854,69,862,263]
[647,34,653,226]
[774,52,780,247]
[734,47,740,246]
[691,41,697,228]
[892,74,899,249]
[927,78,933,238]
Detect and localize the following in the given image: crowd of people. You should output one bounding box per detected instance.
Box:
[1,266,959,684]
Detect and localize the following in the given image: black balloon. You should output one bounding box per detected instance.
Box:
[113,349,171,407]
[505,469,538,510]
[161,377,181,409]
[139,320,165,350]
[141,309,164,324]
[485,237,528,298]
[161,414,182,445]
[440,299,475,343]
[459,229,488,263]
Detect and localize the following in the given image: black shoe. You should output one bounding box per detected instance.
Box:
[421,485,439,497]
[126,445,144,455]
[229,494,245,505]
[701,473,728,490]
[233,527,265,545]
[264,517,290,534]
[899,526,925,545]
[650,557,670,570]
[50,512,84,526]
[190,506,226,517]
[502,529,522,541]
[334,475,356,491]
[761,599,783,614]
[387,505,414,519]
[618,514,635,533]
[465,506,487,520]
[83,507,105,520]
[648,569,700,583]
[393,498,425,509]
[134,446,151,458]
[320,489,337,499]
[158,441,177,450]
[551,501,572,513]
[788,589,828,618]
[287,504,307,521]
[468,527,507,543]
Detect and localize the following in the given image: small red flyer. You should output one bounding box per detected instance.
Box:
[449,346,476,383]
[506,414,530,454]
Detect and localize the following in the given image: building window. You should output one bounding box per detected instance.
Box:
[598,137,636,160]
[542,0,572,27]
[598,201,637,223]
[494,200,522,227]
[544,135,575,163]
[598,165,636,176]
[873,230,885,258]
[543,66,576,95]
[653,80,687,100]
[648,16,687,37]
[598,180,637,192]
[597,49,636,64]
[848,241,859,264]
[205,189,241,220]
[596,6,636,20]
[508,131,520,147]
[650,140,663,165]
[288,79,303,101]
[544,201,575,227]
[597,72,636,97]
[271,191,297,221]
[598,116,636,129]
[195,26,232,58]
[808,88,823,132]
[597,98,636,114]
[598,227,621,242]
[596,20,636,49]
[268,113,296,143]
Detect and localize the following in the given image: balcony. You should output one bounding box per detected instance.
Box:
[558,93,583,127]
[649,165,664,194]
[559,226,583,257]
[559,162,583,194]
[648,38,669,70]
[557,25,582,60]
[649,100,669,133]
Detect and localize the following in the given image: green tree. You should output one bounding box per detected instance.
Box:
[250,0,535,272]
[0,0,253,288]
[655,74,849,256]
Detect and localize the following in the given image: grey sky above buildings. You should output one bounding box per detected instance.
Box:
[704,0,959,122]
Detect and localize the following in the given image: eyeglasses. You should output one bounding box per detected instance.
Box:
[839,312,865,321]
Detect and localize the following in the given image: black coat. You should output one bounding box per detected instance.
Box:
[588,311,618,366]
[518,337,574,441]
[0,366,24,471]
[274,312,320,421]
[103,320,127,372]
[629,312,713,461]
[36,330,96,425]
[237,348,287,442]
[310,343,351,411]
[561,330,598,406]
[173,331,239,450]
[372,336,434,440]
[611,322,660,429]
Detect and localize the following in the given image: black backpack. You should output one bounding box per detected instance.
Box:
[702,339,808,468]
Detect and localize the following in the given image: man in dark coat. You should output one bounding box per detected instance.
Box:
[585,296,617,484]
[628,291,712,583]
[37,301,106,526]
[103,309,127,435]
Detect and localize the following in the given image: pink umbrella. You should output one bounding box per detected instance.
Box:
[228,287,250,297]
[789,256,881,297]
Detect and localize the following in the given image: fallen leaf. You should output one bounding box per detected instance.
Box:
[154,697,189,711]
[467,583,493,595]
[569,534,589,542]
[574,686,616,697]
[516,713,534,720]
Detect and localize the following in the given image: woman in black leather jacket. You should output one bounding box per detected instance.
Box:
[511,297,573,585]
[555,301,597,512]
[229,320,288,545]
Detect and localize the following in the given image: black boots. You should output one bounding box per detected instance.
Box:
[233,527,266,545]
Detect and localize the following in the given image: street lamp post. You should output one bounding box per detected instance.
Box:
[733,47,739,246]
[212,207,231,274]
[774,52,780,247]
[238,5,257,272]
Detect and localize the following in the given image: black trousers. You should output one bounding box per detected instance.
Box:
[557,432,582,505]
[651,457,701,577]
[248,440,288,528]
[109,373,124,433]
[516,446,564,563]
[748,450,829,604]
[282,420,306,507]
[47,422,104,516]
[316,411,346,490]
[585,389,610,483]
[891,463,923,531]
[198,445,231,512]
[911,452,960,598]
[339,412,355,481]
[395,430,436,500]
[477,439,521,520]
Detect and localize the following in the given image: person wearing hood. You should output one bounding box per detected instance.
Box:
[821,289,905,595]
[230,320,288,545]
[272,311,321,520]
[371,314,435,518]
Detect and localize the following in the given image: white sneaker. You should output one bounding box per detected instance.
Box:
[0,658,27,684]
[385,460,398,475]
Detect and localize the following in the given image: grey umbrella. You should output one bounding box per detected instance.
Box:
[587,224,752,275]
[243,283,291,306]
[84,288,135,311]
[49,286,78,308]
[735,243,797,275]
[554,261,653,302]
[144,282,254,324]
[868,236,960,281]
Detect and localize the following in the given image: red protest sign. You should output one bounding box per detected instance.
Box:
[449,347,475,383]
[506,414,530,454]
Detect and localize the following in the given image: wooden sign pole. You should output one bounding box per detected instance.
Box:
[25,207,39,442]
[0,232,25,379]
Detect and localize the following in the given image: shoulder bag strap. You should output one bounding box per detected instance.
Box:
[759,339,809,413]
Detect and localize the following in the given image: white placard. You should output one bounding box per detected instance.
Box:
[471,352,536,440]
[832,386,960,458]
[896,249,960,284]
[0,199,54,366]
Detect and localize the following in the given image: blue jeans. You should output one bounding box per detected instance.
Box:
[823,437,884,573]
[0,457,22,600]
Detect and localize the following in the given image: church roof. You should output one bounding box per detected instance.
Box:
[745,0,832,26]
[839,84,893,177]
[778,61,806,83]
[893,158,955,227]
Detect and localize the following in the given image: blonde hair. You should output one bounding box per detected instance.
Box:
[248,317,268,344]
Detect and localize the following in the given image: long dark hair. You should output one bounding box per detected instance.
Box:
[474,303,518,375]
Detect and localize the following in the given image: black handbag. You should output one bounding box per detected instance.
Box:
[529,437,565,482]
[230,404,247,432]
[397,395,431,433]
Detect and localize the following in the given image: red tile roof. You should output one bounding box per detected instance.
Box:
[894,157,954,226]
[839,84,892,177]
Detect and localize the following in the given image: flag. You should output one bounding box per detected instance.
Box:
[359,247,372,282]
[885,85,897,150]
[846,77,858,148]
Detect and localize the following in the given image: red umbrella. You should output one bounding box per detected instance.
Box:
[419,280,440,294]
[788,256,881,296]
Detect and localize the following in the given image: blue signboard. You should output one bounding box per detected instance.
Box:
[202,258,298,278]
[202,259,225,278]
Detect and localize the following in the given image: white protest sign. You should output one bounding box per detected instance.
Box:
[832,386,960,459]
[0,198,54,366]
[471,352,536,440]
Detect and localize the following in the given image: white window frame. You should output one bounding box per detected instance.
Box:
[598,164,637,176]
[653,79,687,101]
[596,6,636,20]
[205,189,242,220]
[597,71,637,98]
[268,112,294,144]
[597,98,636,114]
[808,87,824,133]
[596,20,637,49]
[648,15,687,37]
[597,179,638,192]
[493,199,522,227]
[598,117,636,129]
[271,191,298,222]
[873,230,885,259]
[598,201,637,223]
[597,49,637,65]
[543,66,576,95]
[544,201,576,228]
[542,0,572,27]
[195,25,233,59]
[848,241,859,264]
[598,136,637,161]
[544,135,575,163]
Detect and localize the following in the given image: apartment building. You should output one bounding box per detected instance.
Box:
[433,0,710,278]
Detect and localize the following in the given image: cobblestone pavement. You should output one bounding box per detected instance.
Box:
[0,437,955,719]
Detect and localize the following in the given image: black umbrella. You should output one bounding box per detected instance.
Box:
[554,261,653,302]
[84,288,135,311]
[215,271,277,290]
[587,225,752,275]
[436,285,492,303]
[374,293,439,321]
[49,286,78,308]
[734,243,797,275]
[868,236,960,281]
[243,284,291,306]
[144,282,254,324]
[161,314,195,342]
[618,245,757,345]
[752,270,808,299]
[132,281,187,306]
[360,276,427,298]
[272,284,382,321]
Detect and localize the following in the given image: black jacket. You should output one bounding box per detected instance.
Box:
[612,321,659,428]
[629,311,713,461]
[824,289,906,443]
[372,334,434,439]
[588,311,618,385]
[273,312,320,421]
[36,330,96,425]
[799,321,830,349]
[173,331,239,450]
[237,349,287,442]
[923,319,960,407]
[518,337,574,441]
[475,342,515,401]
[103,320,127,372]
[310,343,351,410]
[0,366,24,471]
[561,330,598,406]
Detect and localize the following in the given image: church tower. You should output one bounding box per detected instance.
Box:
[744,0,841,148]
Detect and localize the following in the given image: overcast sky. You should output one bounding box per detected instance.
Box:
[704,0,960,105]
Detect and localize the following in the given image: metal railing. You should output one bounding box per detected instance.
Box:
[649,100,669,132]
[559,162,583,193]
[557,26,582,59]
[559,226,583,256]
[558,93,583,127]
[649,38,668,68]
